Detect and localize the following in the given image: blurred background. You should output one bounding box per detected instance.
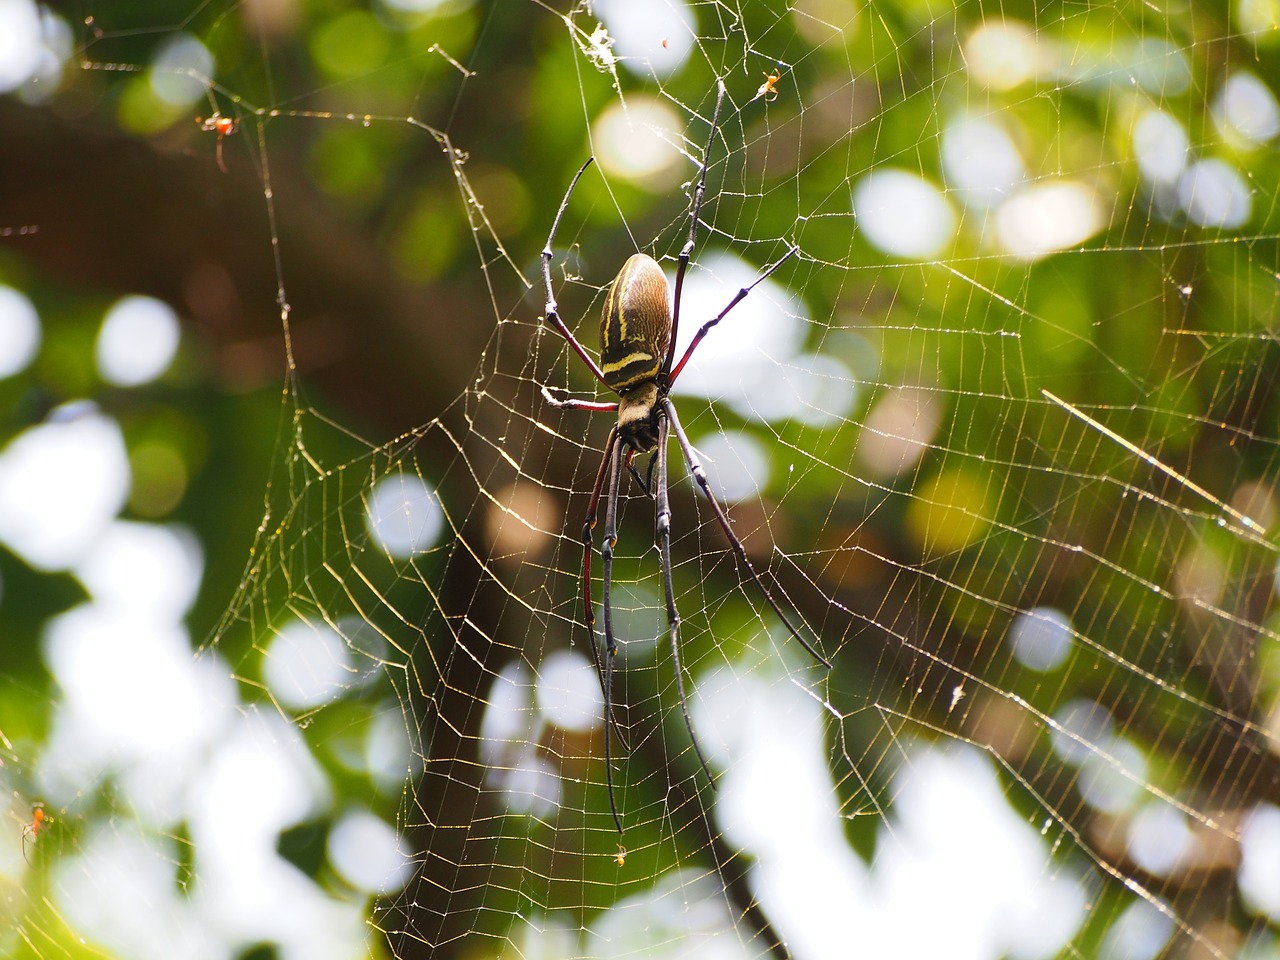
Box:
[3,0,1280,958]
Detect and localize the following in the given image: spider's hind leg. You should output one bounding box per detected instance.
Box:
[580,426,631,758]
[599,436,628,834]
[654,414,717,790]
[660,397,832,670]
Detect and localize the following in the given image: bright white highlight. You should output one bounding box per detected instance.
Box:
[366,710,416,792]
[0,283,40,377]
[1077,738,1147,814]
[1238,0,1280,38]
[1214,71,1280,145]
[1007,606,1073,672]
[853,169,956,259]
[366,471,445,558]
[264,619,354,710]
[11,398,391,959]
[593,0,695,78]
[480,662,565,816]
[601,581,661,664]
[184,712,368,959]
[697,429,770,503]
[328,810,412,894]
[590,870,742,951]
[670,251,852,426]
[503,754,561,817]
[0,404,130,570]
[869,747,1086,960]
[149,32,213,106]
[1098,901,1174,960]
[1178,159,1251,228]
[754,352,856,426]
[964,21,1040,89]
[1133,110,1189,186]
[695,665,1085,959]
[22,6,72,103]
[669,252,805,397]
[1240,803,1280,919]
[1049,700,1115,764]
[41,603,236,819]
[1126,802,1194,876]
[97,296,181,387]
[52,823,218,960]
[942,116,1025,207]
[593,96,684,185]
[74,521,203,619]
[535,649,604,733]
[0,0,43,92]
[481,661,537,752]
[995,181,1105,260]
[380,0,455,13]
[499,757,560,814]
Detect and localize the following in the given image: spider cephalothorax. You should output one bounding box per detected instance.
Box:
[538,80,831,834]
[615,381,661,452]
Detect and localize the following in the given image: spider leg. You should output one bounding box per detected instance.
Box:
[624,448,655,497]
[580,427,616,668]
[581,427,630,753]
[600,437,626,834]
[655,413,716,788]
[665,80,726,379]
[661,398,832,669]
[540,158,612,390]
[667,244,800,387]
[541,385,618,413]
[644,448,660,495]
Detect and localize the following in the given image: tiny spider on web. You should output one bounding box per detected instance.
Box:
[538,80,832,834]
[21,801,52,864]
[754,66,784,102]
[197,111,239,173]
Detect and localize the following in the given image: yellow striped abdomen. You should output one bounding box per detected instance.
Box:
[599,253,671,395]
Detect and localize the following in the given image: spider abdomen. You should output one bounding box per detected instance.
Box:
[599,253,671,396]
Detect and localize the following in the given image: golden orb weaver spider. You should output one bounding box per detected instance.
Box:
[538,81,832,834]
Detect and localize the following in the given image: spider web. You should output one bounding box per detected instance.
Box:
[2,0,1280,958]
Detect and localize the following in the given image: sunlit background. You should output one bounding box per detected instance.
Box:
[3,0,1280,958]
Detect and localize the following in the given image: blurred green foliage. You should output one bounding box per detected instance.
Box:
[3,0,1280,957]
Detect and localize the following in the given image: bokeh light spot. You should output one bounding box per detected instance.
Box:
[96,295,181,387]
[264,620,354,710]
[0,283,40,378]
[366,472,445,558]
[853,169,956,259]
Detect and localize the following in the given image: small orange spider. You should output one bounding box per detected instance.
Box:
[198,112,239,172]
[756,67,783,102]
[21,802,52,864]
[614,844,626,867]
